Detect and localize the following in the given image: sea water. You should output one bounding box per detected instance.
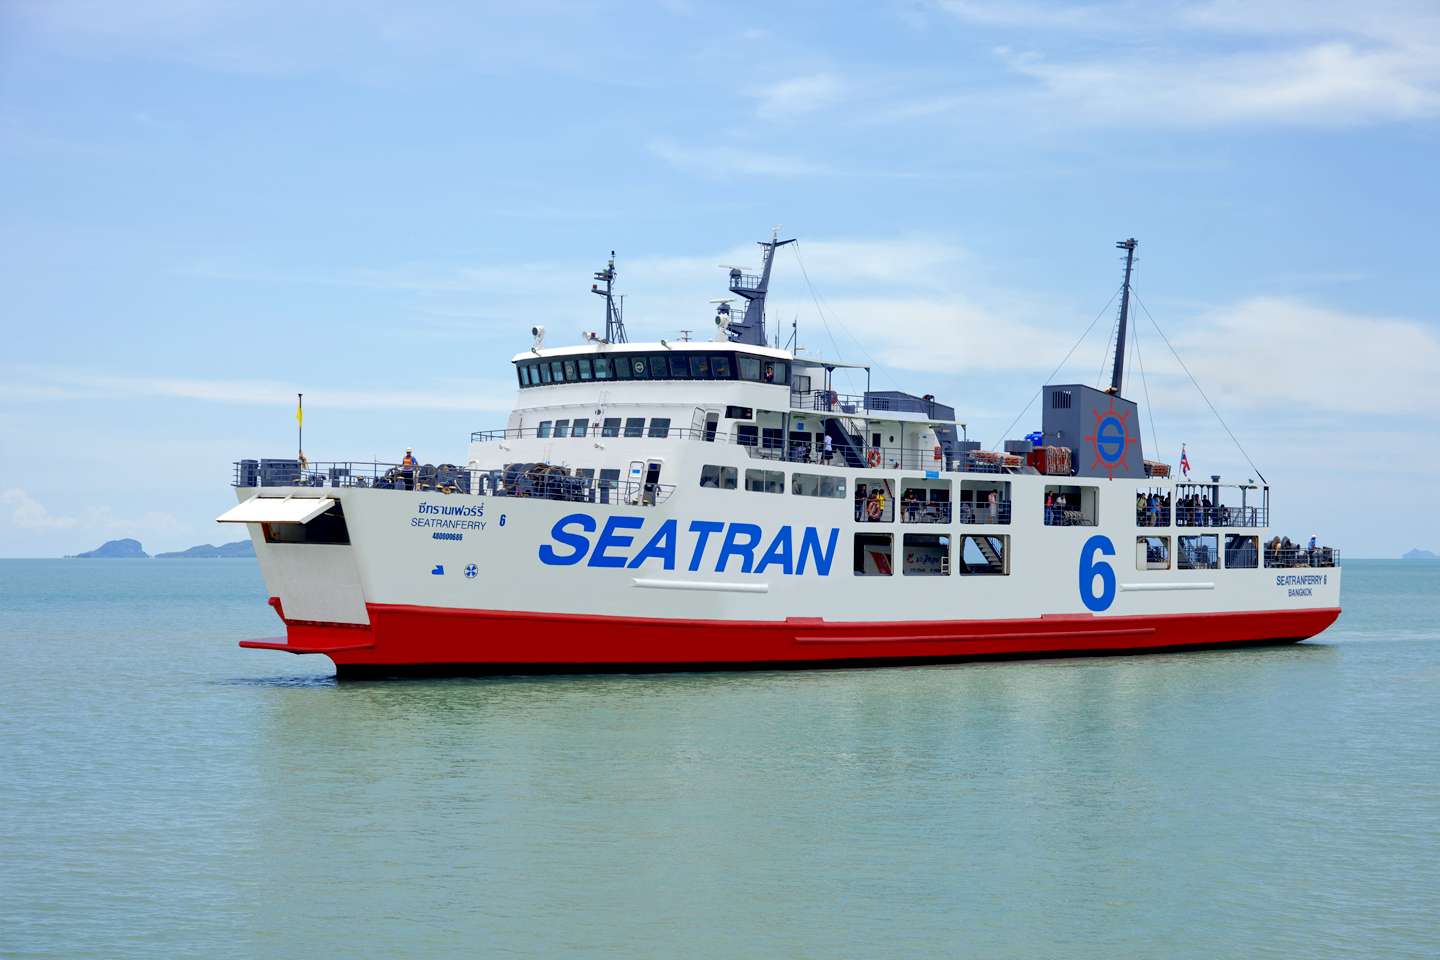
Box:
[2,558,1437,959]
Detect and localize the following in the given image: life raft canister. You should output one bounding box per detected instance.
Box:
[867,449,882,467]
[934,445,942,460]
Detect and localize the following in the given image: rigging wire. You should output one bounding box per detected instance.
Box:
[790,242,904,391]
[1130,314,1161,461]
[990,285,1122,451]
[1130,289,1267,485]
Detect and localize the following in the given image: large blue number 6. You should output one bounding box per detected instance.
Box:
[1079,535,1116,611]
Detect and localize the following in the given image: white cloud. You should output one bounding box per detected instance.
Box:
[0,488,189,538]
[646,137,829,179]
[749,73,846,120]
[0,367,517,412]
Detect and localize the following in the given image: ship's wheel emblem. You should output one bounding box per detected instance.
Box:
[1085,398,1137,479]
[464,564,478,579]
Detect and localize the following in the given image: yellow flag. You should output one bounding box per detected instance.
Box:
[296,398,303,427]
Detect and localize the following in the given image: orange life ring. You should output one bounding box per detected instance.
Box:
[867,449,881,467]
[867,498,882,519]
[823,390,838,405]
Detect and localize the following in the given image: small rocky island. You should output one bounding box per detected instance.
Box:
[67,539,255,558]
[1403,548,1438,559]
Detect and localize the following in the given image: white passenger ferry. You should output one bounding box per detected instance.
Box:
[221,237,1340,677]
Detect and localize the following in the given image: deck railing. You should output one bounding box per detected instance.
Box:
[1176,505,1269,528]
[1265,545,1339,568]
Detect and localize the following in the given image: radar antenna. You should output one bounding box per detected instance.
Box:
[591,251,627,344]
[1109,238,1138,396]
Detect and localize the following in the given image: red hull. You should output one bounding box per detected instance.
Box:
[245,601,1342,678]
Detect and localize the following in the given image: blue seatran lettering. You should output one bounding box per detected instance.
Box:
[538,517,840,575]
[1079,535,1116,611]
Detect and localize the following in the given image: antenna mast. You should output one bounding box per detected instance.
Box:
[1110,238,1137,395]
[592,251,627,343]
[725,228,796,347]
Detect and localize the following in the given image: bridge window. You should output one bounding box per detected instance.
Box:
[647,418,671,438]
[539,363,553,384]
[601,418,621,437]
[624,418,645,438]
[649,355,669,379]
[700,465,737,489]
[958,535,1008,575]
[739,357,761,381]
[854,533,893,576]
[903,534,949,576]
[668,355,689,378]
[537,421,553,438]
[593,357,612,379]
[1178,535,1219,570]
[762,360,789,385]
[570,418,588,438]
[1137,536,1170,570]
[1225,535,1259,569]
[562,360,577,381]
[713,355,734,378]
[613,356,632,379]
[745,469,783,494]
[578,359,593,380]
[550,361,565,382]
[1044,485,1097,526]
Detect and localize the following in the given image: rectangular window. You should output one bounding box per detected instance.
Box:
[1137,536,1171,570]
[1225,535,1259,569]
[613,356,633,379]
[761,428,783,451]
[563,360,577,381]
[854,533,893,576]
[1179,535,1219,570]
[903,534,950,576]
[792,374,811,394]
[762,360,788,385]
[578,359,593,380]
[1043,485,1097,526]
[553,419,570,438]
[737,424,759,447]
[700,465,737,489]
[959,480,1009,525]
[630,356,650,379]
[515,364,527,388]
[689,356,711,379]
[958,535,1008,575]
[550,361,565,382]
[669,355,689,378]
[539,363,553,384]
[598,468,620,504]
[712,355,734,379]
[647,418,671,438]
[570,418,589,438]
[650,355,669,379]
[593,357,612,379]
[624,418,645,438]
[601,418,621,437]
[790,473,846,498]
[739,357,761,381]
[745,469,783,493]
[902,480,953,523]
[725,405,753,420]
[537,421,553,438]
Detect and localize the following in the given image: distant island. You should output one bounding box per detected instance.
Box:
[155,541,256,559]
[1403,548,1438,560]
[68,538,148,558]
[67,539,256,559]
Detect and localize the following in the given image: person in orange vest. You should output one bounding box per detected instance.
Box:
[400,447,418,490]
[402,448,418,469]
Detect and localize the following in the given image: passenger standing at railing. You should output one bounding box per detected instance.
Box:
[1046,491,1056,526]
[988,489,998,524]
[823,434,833,465]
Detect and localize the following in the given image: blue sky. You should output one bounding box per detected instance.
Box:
[1,0,1436,558]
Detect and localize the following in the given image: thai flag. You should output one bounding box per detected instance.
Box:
[1180,445,1190,477]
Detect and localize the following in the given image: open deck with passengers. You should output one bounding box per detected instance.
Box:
[222,234,1340,677]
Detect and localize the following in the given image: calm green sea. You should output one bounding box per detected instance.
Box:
[2,558,1437,959]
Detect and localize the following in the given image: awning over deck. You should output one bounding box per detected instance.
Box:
[216,496,336,524]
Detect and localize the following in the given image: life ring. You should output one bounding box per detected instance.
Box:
[823,390,838,405]
[867,498,882,520]
[867,449,881,467]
